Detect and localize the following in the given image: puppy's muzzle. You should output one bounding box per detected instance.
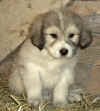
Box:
[60,48,68,56]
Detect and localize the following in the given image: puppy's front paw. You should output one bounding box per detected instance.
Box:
[27,97,42,107]
[53,98,69,109]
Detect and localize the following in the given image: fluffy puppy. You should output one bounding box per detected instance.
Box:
[0,7,92,107]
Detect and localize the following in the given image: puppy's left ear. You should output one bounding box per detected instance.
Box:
[29,15,45,50]
[79,27,93,49]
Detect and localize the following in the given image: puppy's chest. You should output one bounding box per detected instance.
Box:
[41,63,62,87]
[33,60,71,88]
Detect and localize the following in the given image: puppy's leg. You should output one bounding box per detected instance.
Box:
[53,71,73,108]
[20,63,42,106]
[53,80,68,107]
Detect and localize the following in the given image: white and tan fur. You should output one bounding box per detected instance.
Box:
[0,6,92,107]
[9,39,78,106]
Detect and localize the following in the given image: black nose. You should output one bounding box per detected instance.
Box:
[60,48,68,56]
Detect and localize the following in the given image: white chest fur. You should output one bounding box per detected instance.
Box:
[24,51,77,89]
[9,39,79,106]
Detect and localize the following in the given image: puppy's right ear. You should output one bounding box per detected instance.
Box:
[29,15,45,50]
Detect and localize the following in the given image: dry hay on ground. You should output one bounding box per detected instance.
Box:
[0,73,100,111]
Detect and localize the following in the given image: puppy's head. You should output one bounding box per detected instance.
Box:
[30,8,93,59]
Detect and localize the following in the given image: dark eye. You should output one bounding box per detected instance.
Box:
[50,33,57,39]
[69,33,75,38]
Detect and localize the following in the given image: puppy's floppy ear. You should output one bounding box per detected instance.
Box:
[79,26,93,49]
[29,15,45,50]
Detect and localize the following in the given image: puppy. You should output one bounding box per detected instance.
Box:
[0,7,92,107]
